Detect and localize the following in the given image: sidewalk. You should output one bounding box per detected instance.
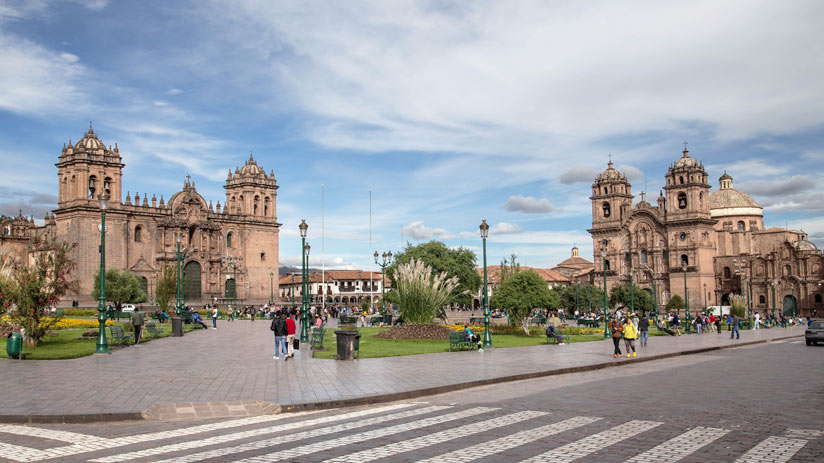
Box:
[0,321,804,423]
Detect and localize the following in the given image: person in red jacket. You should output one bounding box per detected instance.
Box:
[285,310,297,358]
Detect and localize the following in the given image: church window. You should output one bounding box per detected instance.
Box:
[88,175,97,198]
[816,294,822,304]
[680,254,689,266]
[260,252,265,261]
[759,295,766,305]
[134,225,142,242]
[679,176,684,184]
[641,250,648,265]
[264,197,270,216]
[679,232,687,241]
[724,267,731,278]
[254,195,260,215]
[783,265,791,276]
[104,177,112,195]
[604,260,610,271]
[699,192,703,206]
[227,232,234,248]
[737,221,745,231]
[677,193,687,209]
[602,202,611,218]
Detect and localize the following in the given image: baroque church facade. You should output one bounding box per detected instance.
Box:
[588,146,823,317]
[1,125,281,306]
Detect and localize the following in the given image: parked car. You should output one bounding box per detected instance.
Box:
[121,304,137,313]
[805,320,823,346]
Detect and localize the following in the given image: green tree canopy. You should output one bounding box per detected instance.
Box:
[490,270,556,334]
[156,265,176,312]
[387,241,480,306]
[91,268,147,309]
[666,294,685,311]
[559,284,605,312]
[608,282,652,313]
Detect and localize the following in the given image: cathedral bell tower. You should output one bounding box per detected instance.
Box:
[590,159,633,229]
[56,124,124,209]
[223,153,279,220]
[663,144,711,220]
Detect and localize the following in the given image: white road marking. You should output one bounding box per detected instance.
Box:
[0,425,98,445]
[624,426,730,463]
[0,443,53,462]
[91,403,427,463]
[415,416,602,463]
[319,410,548,463]
[220,407,497,463]
[734,436,808,463]
[523,419,663,463]
[784,428,824,439]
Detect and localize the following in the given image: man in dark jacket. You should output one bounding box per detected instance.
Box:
[131,309,144,344]
[638,312,650,347]
[270,312,288,360]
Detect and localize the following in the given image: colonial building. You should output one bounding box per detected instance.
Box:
[2,125,282,305]
[278,270,384,307]
[588,146,823,317]
[472,265,570,309]
[552,246,595,285]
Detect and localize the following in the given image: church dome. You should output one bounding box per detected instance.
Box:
[673,151,699,169]
[595,161,627,183]
[710,172,763,218]
[75,125,106,151]
[797,239,817,252]
[238,154,265,176]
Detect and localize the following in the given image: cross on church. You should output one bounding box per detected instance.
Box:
[186,174,191,184]
[640,191,646,202]
[608,153,613,163]
[683,140,689,151]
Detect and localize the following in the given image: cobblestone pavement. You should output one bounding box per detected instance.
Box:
[0,321,806,420]
[0,339,820,462]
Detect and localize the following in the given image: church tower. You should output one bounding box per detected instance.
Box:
[223,154,278,219]
[56,124,124,208]
[590,159,633,229]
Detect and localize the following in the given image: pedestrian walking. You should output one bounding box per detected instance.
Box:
[270,312,288,360]
[715,314,722,333]
[638,312,649,347]
[671,312,681,336]
[622,316,637,357]
[731,313,740,339]
[211,306,218,329]
[131,309,144,345]
[753,312,760,330]
[610,315,623,358]
[285,311,297,358]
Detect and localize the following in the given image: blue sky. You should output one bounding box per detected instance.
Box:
[1,0,823,271]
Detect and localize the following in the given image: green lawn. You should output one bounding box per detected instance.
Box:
[18,323,200,360]
[311,327,605,359]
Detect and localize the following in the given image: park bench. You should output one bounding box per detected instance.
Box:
[530,317,548,326]
[311,327,326,350]
[107,311,129,321]
[448,331,474,351]
[368,316,383,326]
[144,322,163,338]
[546,330,570,345]
[108,325,131,345]
[469,316,484,325]
[577,318,599,328]
[340,316,358,325]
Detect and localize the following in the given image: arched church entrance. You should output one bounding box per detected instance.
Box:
[721,293,731,306]
[183,261,201,301]
[782,295,797,316]
[225,278,236,299]
[139,276,148,299]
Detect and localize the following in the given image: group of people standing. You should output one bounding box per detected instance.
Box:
[269,310,298,361]
[609,311,650,358]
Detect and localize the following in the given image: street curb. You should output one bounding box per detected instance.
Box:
[0,333,802,424]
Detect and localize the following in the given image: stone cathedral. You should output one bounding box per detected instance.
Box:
[0,125,281,305]
[588,146,823,317]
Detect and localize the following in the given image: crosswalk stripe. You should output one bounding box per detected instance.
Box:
[220,407,497,463]
[415,416,602,463]
[91,403,430,463]
[734,436,808,463]
[0,443,53,462]
[624,426,730,463]
[523,419,662,463]
[319,410,548,463]
[0,425,98,445]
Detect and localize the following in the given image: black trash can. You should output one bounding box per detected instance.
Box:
[335,330,359,360]
[383,314,393,326]
[171,317,184,337]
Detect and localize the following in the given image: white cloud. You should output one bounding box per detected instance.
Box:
[560,165,597,184]
[490,222,523,235]
[707,158,790,178]
[166,88,183,95]
[740,175,816,197]
[502,195,555,214]
[152,100,169,107]
[59,52,79,63]
[617,165,644,183]
[402,221,455,241]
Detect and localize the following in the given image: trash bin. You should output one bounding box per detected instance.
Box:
[335,330,360,360]
[383,314,393,326]
[171,317,184,337]
[6,332,22,359]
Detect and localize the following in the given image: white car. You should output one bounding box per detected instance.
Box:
[121,304,137,312]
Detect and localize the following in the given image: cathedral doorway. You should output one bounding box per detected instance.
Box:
[782,295,797,316]
[183,261,201,301]
[139,277,148,300]
[225,278,236,299]
[721,293,731,306]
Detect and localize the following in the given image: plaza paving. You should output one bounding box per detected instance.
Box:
[0,320,805,423]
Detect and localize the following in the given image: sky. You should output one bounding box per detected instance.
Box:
[1,0,823,272]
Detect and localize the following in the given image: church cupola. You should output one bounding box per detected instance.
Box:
[590,158,633,229]
[56,124,124,209]
[663,142,711,218]
[223,152,279,220]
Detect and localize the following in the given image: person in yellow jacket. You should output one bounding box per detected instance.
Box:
[622,316,638,358]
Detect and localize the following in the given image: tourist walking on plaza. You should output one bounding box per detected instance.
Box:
[131,309,144,344]
[270,312,288,360]
[211,306,218,329]
[610,314,623,358]
[671,312,682,336]
[638,312,649,347]
[285,311,296,358]
[731,313,741,339]
[753,312,760,330]
[622,316,637,357]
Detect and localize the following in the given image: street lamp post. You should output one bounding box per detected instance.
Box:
[733,258,751,326]
[575,282,579,314]
[703,283,708,315]
[95,193,110,354]
[682,262,690,333]
[222,255,240,318]
[290,272,295,306]
[770,280,776,320]
[299,219,310,343]
[601,248,609,338]
[480,220,492,348]
[174,235,192,316]
[269,271,274,305]
[373,251,393,316]
[629,270,634,314]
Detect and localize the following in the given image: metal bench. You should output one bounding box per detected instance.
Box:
[448,331,474,351]
[108,325,131,345]
[530,317,548,326]
[340,316,358,325]
[368,316,383,326]
[469,317,484,325]
[546,329,570,345]
[144,322,163,337]
[311,327,326,350]
[107,311,129,321]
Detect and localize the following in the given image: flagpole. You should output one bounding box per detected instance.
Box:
[322,184,325,314]
[370,190,373,313]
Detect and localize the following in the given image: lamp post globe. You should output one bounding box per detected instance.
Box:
[95,192,110,354]
[480,219,492,348]
[601,248,609,338]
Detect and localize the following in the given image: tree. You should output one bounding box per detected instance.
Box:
[155,265,177,312]
[729,294,746,318]
[666,294,685,311]
[558,284,604,312]
[5,241,79,346]
[490,270,556,334]
[608,282,651,313]
[387,241,480,306]
[499,253,521,285]
[91,268,147,310]
[395,258,461,324]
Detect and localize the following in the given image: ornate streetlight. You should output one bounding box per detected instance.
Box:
[703,282,708,315]
[373,251,393,316]
[269,271,274,305]
[733,258,751,326]
[601,247,609,338]
[222,255,240,317]
[174,235,193,316]
[629,270,634,314]
[642,265,658,326]
[299,220,309,343]
[770,279,777,320]
[480,220,492,348]
[682,262,690,332]
[95,192,110,354]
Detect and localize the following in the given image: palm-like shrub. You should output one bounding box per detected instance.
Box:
[729,294,747,318]
[395,258,461,324]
